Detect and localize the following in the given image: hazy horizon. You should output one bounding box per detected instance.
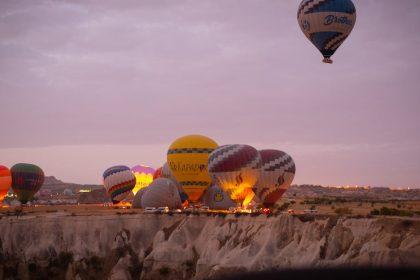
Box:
[1,0,419,187]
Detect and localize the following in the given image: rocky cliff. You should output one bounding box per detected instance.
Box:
[1,213,419,280]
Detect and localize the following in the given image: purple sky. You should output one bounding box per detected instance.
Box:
[1,0,419,187]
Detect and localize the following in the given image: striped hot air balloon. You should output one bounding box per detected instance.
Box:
[167,135,218,203]
[208,144,261,207]
[103,165,136,204]
[0,165,12,202]
[253,150,296,208]
[297,0,356,63]
[131,165,155,195]
[11,163,45,204]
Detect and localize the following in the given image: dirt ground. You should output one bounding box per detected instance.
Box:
[1,199,420,217]
[278,198,420,215]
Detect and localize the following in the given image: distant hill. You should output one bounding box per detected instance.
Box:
[41,176,103,194]
[284,184,420,201]
[39,176,420,201]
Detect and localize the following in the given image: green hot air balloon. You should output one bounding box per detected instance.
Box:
[11,163,45,204]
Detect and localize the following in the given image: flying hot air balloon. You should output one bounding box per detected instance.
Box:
[253,150,296,208]
[11,163,45,204]
[103,165,136,204]
[167,135,218,203]
[0,165,12,202]
[297,0,356,63]
[208,144,261,207]
[131,165,155,195]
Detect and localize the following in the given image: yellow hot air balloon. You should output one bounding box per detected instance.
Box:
[167,135,218,203]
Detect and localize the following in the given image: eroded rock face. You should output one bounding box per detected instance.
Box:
[1,214,419,279]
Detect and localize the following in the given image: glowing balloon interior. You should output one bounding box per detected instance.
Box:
[131,165,155,195]
[208,144,261,207]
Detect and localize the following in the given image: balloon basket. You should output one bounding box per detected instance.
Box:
[323,58,333,64]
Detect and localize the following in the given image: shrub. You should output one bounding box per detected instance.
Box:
[278,202,290,211]
[57,251,74,269]
[370,209,380,215]
[159,266,170,275]
[334,207,352,215]
[28,262,37,273]
[371,207,413,217]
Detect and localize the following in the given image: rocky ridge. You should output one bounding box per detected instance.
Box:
[0,213,419,279]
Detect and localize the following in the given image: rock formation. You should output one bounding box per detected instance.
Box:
[1,213,419,279]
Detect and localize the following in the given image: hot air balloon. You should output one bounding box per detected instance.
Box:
[131,165,155,195]
[201,184,235,210]
[162,162,188,203]
[103,165,136,204]
[141,178,182,209]
[253,150,296,208]
[132,186,149,208]
[208,144,261,207]
[167,135,218,203]
[153,166,163,180]
[11,163,45,204]
[297,0,356,63]
[0,165,12,202]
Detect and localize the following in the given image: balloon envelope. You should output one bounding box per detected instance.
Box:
[254,150,296,208]
[297,0,356,63]
[141,178,182,209]
[153,166,163,180]
[167,134,218,203]
[201,184,235,210]
[132,186,149,208]
[0,165,12,201]
[103,165,136,204]
[11,163,45,204]
[131,165,155,195]
[208,144,261,206]
[162,162,189,203]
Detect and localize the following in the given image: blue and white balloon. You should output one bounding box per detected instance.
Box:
[297,0,356,63]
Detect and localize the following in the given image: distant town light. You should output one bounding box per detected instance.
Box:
[79,189,91,193]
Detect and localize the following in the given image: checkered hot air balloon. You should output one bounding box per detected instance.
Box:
[253,150,296,208]
[103,165,136,204]
[208,144,261,207]
[297,0,356,63]
[131,165,155,195]
[0,165,12,202]
[11,163,45,204]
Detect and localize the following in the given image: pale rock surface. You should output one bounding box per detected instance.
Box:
[0,214,419,280]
